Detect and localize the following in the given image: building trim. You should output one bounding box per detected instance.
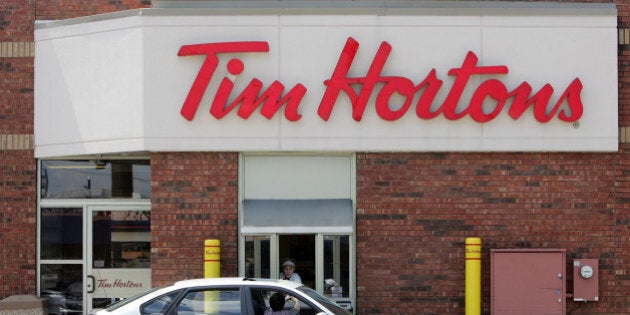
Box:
[619,127,630,143]
[620,28,630,45]
[0,42,35,58]
[35,2,616,30]
[0,134,34,150]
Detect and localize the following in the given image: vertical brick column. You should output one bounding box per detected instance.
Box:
[150,152,239,286]
[0,148,36,298]
[0,0,36,299]
[617,1,630,312]
[614,145,630,312]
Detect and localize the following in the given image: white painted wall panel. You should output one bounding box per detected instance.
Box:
[35,17,145,157]
[243,155,352,199]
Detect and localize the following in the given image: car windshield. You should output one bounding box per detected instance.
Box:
[296,286,352,315]
[103,286,166,311]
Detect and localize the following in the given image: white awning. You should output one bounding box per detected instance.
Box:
[242,199,353,233]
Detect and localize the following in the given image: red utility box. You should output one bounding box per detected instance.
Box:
[491,249,566,314]
[573,259,599,302]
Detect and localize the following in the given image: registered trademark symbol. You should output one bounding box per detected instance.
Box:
[573,121,580,128]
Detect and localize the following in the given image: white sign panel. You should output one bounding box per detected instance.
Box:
[91,269,151,299]
[34,4,618,157]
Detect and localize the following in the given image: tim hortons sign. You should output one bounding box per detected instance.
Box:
[178,37,583,124]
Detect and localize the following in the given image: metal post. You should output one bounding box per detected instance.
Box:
[204,239,220,313]
[465,237,481,315]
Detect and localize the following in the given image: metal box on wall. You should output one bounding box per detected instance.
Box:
[491,249,566,314]
[573,259,599,302]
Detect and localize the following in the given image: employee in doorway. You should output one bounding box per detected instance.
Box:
[280,258,302,284]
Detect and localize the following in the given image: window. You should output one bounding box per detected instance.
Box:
[324,235,350,298]
[242,234,352,300]
[177,288,241,315]
[245,236,270,278]
[40,160,150,199]
[38,159,152,315]
[40,208,83,259]
[240,154,355,309]
[40,264,83,314]
[249,287,318,315]
[141,291,181,315]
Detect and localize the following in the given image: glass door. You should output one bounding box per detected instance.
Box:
[86,206,151,313]
[242,233,353,310]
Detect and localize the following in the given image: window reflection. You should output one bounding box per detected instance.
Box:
[40,208,83,260]
[324,235,350,298]
[93,211,151,269]
[40,264,83,314]
[180,289,241,314]
[40,160,150,199]
[245,236,270,278]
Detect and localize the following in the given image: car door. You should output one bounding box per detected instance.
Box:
[161,286,245,315]
[247,286,325,315]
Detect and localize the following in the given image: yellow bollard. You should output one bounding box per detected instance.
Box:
[465,237,481,315]
[204,239,220,313]
[204,239,221,278]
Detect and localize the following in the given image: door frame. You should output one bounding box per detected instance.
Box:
[85,204,151,313]
[37,200,151,314]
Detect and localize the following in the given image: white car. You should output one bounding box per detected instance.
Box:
[94,277,352,315]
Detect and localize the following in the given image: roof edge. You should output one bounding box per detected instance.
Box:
[35,1,617,30]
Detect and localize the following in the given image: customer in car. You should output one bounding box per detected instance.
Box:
[280,259,302,284]
[265,292,300,315]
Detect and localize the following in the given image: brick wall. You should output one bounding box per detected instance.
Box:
[0,0,35,300]
[0,150,36,298]
[612,144,630,312]
[35,0,151,21]
[150,152,239,286]
[356,152,626,314]
[0,0,629,313]
[0,0,149,300]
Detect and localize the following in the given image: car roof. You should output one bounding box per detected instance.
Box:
[170,277,303,290]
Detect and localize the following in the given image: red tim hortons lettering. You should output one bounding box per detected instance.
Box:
[178,37,584,123]
[318,37,583,123]
[178,42,306,121]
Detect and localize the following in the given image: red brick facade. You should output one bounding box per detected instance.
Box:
[151,152,239,285]
[0,150,36,297]
[356,152,622,313]
[0,0,151,303]
[2,0,630,314]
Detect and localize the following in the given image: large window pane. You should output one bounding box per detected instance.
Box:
[93,210,151,269]
[40,264,83,314]
[244,236,270,278]
[324,235,350,298]
[41,208,83,260]
[280,235,315,288]
[41,160,150,199]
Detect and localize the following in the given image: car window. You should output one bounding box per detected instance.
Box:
[104,286,166,312]
[249,287,320,315]
[176,288,241,315]
[141,290,181,315]
[296,286,352,315]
